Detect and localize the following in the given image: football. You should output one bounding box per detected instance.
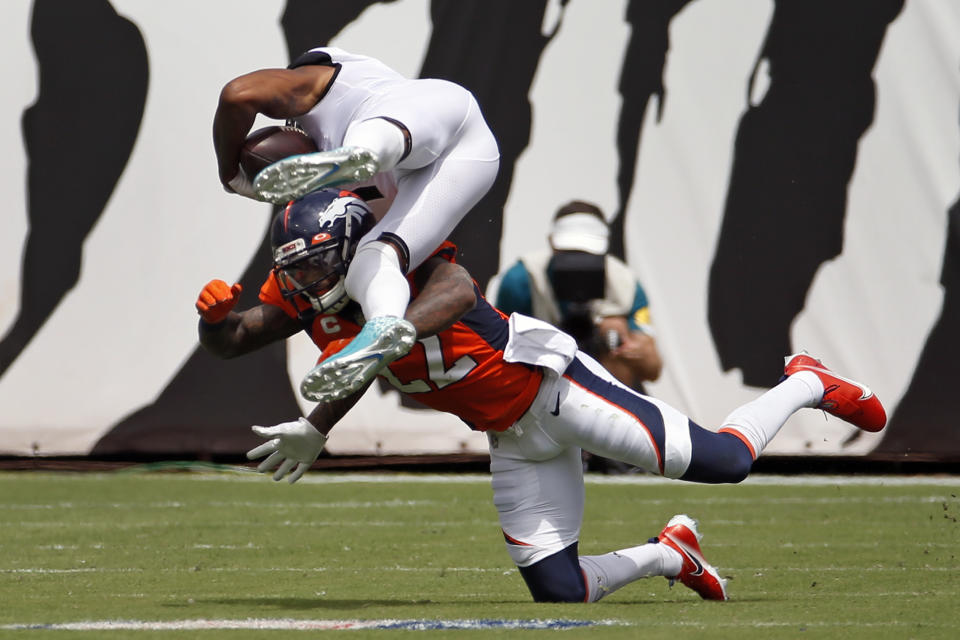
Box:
[239,125,318,178]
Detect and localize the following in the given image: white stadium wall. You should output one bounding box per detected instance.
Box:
[1,0,958,459]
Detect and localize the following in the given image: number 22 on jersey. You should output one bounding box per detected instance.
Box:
[379,335,477,393]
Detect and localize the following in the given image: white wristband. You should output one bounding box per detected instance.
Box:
[226,169,257,200]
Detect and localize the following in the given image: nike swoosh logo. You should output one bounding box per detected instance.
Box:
[549,393,561,416]
[308,163,342,187]
[804,365,873,400]
[668,536,704,576]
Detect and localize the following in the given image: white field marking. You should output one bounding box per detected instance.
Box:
[4,472,959,486]
[0,504,55,509]
[590,540,951,550]
[202,499,440,508]
[35,544,79,550]
[254,520,481,528]
[0,499,439,510]
[189,473,495,484]
[0,521,416,530]
[587,474,960,487]
[380,566,508,572]
[765,542,960,549]
[0,568,143,574]
[269,521,405,528]
[7,563,950,576]
[1,566,514,575]
[1,518,500,530]
[177,472,960,487]
[4,618,955,631]
[3,494,955,516]
[802,592,951,598]
[0,618,620,631]
[574,494,960,506]
[639,621,953,629]
[191,543,261,550]
[271,518,496,525]
[737,566,955,572]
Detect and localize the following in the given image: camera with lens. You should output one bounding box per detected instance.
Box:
[547,251,619,357]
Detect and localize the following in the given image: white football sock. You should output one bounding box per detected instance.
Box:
[578,542,682,602]
[718,371,823,457]
[342,117,407,172]
[345,241,411,320]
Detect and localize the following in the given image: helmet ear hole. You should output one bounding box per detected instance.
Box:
[269,189,375,316]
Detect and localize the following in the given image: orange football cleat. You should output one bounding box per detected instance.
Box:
[657,515,728,601]
[784,353,886,432]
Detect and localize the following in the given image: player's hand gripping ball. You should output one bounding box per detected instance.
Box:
[239,125,318,178]
[227,126,318,200]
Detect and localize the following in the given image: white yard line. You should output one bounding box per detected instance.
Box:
[2,494,954,515]
[237,473,960,486]
[1,617,953,631]
[9,471,952,486]
[0,618,618,631]
[2,564,949,575]
[0,499,440,510]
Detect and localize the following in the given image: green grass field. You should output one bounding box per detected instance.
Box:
[1,470,958,638]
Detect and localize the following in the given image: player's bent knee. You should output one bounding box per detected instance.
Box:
[681,430,755,484]
[516,543,586,603]
[722,456,753,484]
[716,432,754,482]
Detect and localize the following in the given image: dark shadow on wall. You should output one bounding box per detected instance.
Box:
[706,0,904,387]
[92,224,303,455]
[0,0,147,379]
[280,0,390,60]
[877,190,960,455]
[421,0,562,291]
[609,0,694,261]
[93,1,386,455]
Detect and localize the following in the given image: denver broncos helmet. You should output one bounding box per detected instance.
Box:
[270,189,375,316]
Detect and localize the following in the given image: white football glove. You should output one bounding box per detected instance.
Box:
[246,417,328,484]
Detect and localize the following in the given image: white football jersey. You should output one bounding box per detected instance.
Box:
[290,47,409,152]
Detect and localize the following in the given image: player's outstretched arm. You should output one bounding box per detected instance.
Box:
[195,279,300,358]
[246,378,374,483]
[243,256,474,484]
[213,66,334,187]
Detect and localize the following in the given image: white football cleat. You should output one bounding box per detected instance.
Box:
[300,316,416,403]
[254,146,380,204]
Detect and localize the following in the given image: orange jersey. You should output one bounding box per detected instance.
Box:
[259,243,543,431]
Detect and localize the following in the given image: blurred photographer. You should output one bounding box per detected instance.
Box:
[491,200,662,395]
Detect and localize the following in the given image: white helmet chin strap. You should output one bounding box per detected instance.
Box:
[308,280,349,314]
[279,268,347,316]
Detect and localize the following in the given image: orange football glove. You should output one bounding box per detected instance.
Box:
[196,279,242,324]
